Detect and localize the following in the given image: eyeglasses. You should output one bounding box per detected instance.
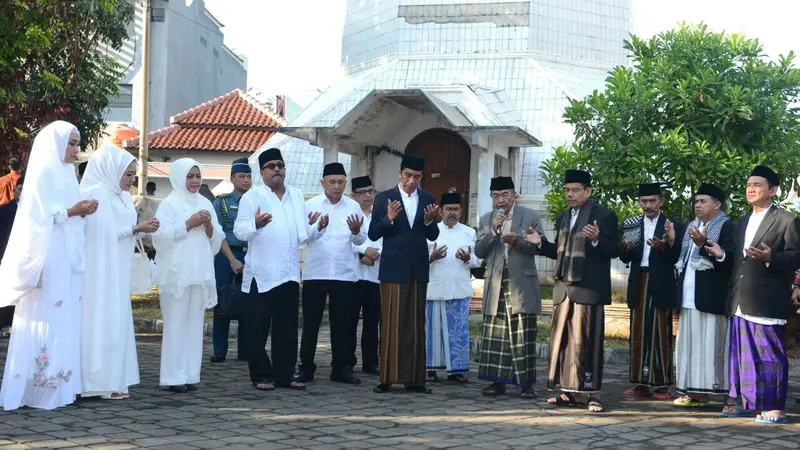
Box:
[262,162,285,170]
[564,187,585,194]
[354,188,376,195]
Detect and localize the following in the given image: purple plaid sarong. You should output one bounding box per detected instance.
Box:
[728,316,788,411]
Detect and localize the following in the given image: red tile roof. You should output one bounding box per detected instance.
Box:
[124,89,287,153]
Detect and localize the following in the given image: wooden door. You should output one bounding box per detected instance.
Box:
[404,128,471,223]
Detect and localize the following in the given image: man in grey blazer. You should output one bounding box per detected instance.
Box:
[475,176,545,397]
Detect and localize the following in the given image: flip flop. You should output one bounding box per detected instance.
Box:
[651,391,672,400]
[548,392,579,407]
[721,406,757,418]
[755,414,788,425]
[623,388,651,398]
[673,397,710,407]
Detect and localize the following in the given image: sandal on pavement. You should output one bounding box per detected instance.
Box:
[547,392,578,407]
[673,395,709,407]
[276,381,306,390]
[482,382,506,396]
[253,382,275,391]
[519,386,537,399]
[651,391,672,400]
[587,397,605,413]
[426,371,440,382]
[755,413,788,425]
[721,405,757,418]
[447,374,469,384]
[623,388,651,398]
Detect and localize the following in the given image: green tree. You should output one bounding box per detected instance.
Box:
[0,0,134,164]
[540,24,800,223]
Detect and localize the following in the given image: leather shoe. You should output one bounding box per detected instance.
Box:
[210,354,225,363]
[362,366,379,375]
[330,367,361,385]
[185,384,198,392]
[236,355,248,362]
[482,382,506,396]
[293,371,314,383]
[373,383,390,393]
[168,385,188,393]
[404,384,432,394]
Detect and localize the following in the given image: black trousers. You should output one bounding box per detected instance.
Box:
[0,306,13,328]
[246,280,299,385]
[299,280,358,374]
[355,280,381,369]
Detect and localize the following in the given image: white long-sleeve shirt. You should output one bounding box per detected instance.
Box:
[303,194,367,281]
[234,185,318,293]
[640,214,660,267]
[353,211,382,284]
[427,222,481,300]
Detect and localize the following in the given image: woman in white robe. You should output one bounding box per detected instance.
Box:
[79,144,160,399]
[0,121,99,411]
[152,158,223,393]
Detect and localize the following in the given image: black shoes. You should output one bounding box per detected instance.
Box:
[362,366,380,375]
[404,384,432,394]
[293,370,314,383]
[330,367,361,385]
[373,383,390,393]
[168,385,188,393]
[185,384,198,392]
[210,354,225,363]
[482,382,506,396]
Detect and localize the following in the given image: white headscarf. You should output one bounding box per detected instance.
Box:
[0,121,82,306]
[79,145,137,373]
[153,158,222,306]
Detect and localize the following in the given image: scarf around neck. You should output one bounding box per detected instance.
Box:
[676,210,728,275]
[554,199,595,283]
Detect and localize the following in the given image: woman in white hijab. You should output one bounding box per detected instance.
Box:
[153,158,223,393]
[79,144,160,400]
[0,121,99,411]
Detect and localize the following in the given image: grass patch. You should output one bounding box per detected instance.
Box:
[536,285,626,305]
[131,293,213,322]
[469,315,628,349]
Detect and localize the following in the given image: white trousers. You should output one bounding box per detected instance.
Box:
[159,286,205,386]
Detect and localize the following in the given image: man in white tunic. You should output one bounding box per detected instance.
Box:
[425,192,480,383]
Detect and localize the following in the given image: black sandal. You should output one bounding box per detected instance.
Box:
[587,397,605,412]
[547,392,578,407]
[447,374,469,384]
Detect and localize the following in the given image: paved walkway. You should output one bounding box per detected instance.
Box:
[1,331,799,449]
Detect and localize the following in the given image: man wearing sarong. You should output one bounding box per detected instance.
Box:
[526,169,618,413]
[426,192,480,383]
[475,176,545,398]
[709,166,800,424]
[369,154,439,394]
[672,183,734,407]
[620,183,683,400]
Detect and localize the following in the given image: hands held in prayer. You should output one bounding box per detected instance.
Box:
[229,259,244,274]
[687,225,708,247]
[317,214,329,232]
[704,240,724,259]
[364,247,380,261]
[134,217,160,234]
[456,246,471,263]
[522,227,542,246]
[501,232,518,246]
[746,243,772,264]
[254,207,272,229]
[387,200,402,222]
[423,203,439,223]
[622,238,635,251]
[308,211,321,225]
[664,219,676,245]
[582,220,600,244]
[186,210,207,229]
[347,214,364,235]
[360,256,375,266]
[492,212,506,233]
[430,242,448,263]
[69,199,99,217]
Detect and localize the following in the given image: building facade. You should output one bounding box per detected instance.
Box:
[103,0,247,131]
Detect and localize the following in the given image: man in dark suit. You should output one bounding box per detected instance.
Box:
[526,169,619,413]
[620,183,683,400]
[672,183,735,408]
[708,166,800,424]
[368,154,439,394]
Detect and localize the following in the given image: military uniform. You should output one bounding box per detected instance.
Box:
[211,159,251,361]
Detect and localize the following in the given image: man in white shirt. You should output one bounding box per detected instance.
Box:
[296,162,366,385]
[671,183,734,407]
[425,192,480,383]
[234,148,322,392]
[351,176,382,375]
[707,166,800,424]
[620,183,683,400]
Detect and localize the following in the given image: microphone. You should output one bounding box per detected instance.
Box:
[495,208,506,233]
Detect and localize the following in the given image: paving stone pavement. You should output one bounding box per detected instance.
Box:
[1,331,799,449]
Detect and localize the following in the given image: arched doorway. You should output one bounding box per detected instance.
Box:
[404,128,471,223]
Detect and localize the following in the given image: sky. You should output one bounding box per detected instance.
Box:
[205,0,800,107]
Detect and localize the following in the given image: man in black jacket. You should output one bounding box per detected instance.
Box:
[368,154,439,394]
[526,169,619,413]
[709,166,800,424]
[620,183,683,400]
[672,183,734,407]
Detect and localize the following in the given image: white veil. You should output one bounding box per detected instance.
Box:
[0,121,81,307]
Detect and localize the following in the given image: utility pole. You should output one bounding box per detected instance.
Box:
[137,0,151,196]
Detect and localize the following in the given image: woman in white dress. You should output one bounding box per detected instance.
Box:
[79,144,160,399]
[153,158,223,393]
[0,121,99,411]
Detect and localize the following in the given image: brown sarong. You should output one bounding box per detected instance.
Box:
[379,280,427,385]
[629,271,673,387]
[547,298,604,393]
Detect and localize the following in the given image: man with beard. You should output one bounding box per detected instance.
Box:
[0,177,22,336]
[369,154,439,394]
[476,177,544,397]
[671,184,734,408]
[620,183,683,400]
[210,158,253,363]
[296,162,366,385]
[711,166,800,424]
[234,148,324,391]
[351,175,382,375]
[426,192,480,383]
[525,169,619,413]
